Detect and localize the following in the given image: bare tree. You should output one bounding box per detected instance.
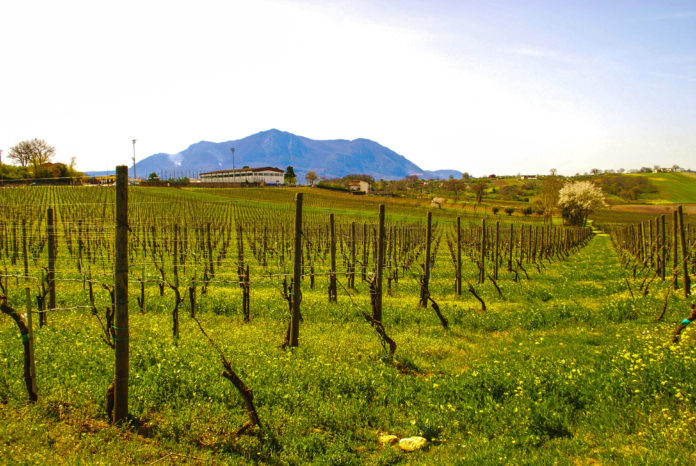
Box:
[539,175,563,223]
[472,180,486,203]
[305,170,318,186]
[8,139,55,167]
[447,177,465,200]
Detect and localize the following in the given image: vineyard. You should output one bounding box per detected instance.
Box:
[1,173,695,464]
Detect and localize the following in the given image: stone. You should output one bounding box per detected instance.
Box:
[398,436,427,452]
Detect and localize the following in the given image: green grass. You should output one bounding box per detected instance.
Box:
[3,233,696,464]
[638,172,696,204]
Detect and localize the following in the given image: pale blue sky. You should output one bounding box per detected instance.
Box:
[1,0,694,175]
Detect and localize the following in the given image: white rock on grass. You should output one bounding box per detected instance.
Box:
[398,436,427,452]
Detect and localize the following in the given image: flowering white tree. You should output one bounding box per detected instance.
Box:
[557,181,606,226]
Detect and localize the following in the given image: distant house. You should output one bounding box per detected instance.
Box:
[200,167,284,184]
[348,180,371,194]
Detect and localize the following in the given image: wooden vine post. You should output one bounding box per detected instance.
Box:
[22,219,37,397]
[374,205,385,321]
[673,210,679,290]
[362,223,368,282]
[494,220,500,280]
[479,218,486,284]
[456,217,462,295]
[419,211,432,307]
[328,213,337,302]
[113,165,129,424]
[660,215,666,281]
[349,222,356,289]
[508,224,514,272]
[289,193,303,347]
[678,206,691,297]
[45,207,57,327]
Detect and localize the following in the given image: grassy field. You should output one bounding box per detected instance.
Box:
[1,184,696,464]
[638,172,696,205]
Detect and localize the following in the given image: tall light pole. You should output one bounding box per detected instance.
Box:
[132,139,137,179]
[231,147,235,170]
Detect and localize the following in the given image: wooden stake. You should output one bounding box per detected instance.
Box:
[660,215,666,281]
[22,220,37,397]
[46,207,56,326]
[328,213,337,302]
[494,220,500,280]
[673,210,679,290]
[113,165,129,424]
[479,219,486,284]
[678,206,691,297]
[349,222,356,289]
[289,193,303,347]
[419,211,432,307]
[456,217,462,295]
[374,205,385,321]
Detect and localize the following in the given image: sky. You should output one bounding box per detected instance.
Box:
[1,0,694,176]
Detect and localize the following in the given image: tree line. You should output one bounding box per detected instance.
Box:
[1,138,81,181]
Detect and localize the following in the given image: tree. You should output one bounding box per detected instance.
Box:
[8,139,55,167]
[539,175,563,223]
[148,172,160,181]
[447,178,465,200]
[504,207,514,216]
[305,170,318,186]
[492,206,500,215]
[472,180,486,203]
[557,181,606,226]
[284,166,296,185]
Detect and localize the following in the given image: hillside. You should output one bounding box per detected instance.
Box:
[119,129,462,181]
[636,172,696,204]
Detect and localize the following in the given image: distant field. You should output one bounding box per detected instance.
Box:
[637,172,696,204]
[607,203,696,215]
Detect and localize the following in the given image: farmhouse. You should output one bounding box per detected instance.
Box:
[200,167,284,184]
[348,180,370,194]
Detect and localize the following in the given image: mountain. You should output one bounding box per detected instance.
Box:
[91,129,461,181]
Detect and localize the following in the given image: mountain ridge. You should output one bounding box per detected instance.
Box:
[88,129,462,181]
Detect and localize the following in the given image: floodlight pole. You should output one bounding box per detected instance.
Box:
[132,139,137,179]
[231,147,235,171]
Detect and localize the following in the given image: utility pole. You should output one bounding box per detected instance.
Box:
[132,139,137,180]
[231,147,235,170]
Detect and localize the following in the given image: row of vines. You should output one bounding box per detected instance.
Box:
[1,182,593,431]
